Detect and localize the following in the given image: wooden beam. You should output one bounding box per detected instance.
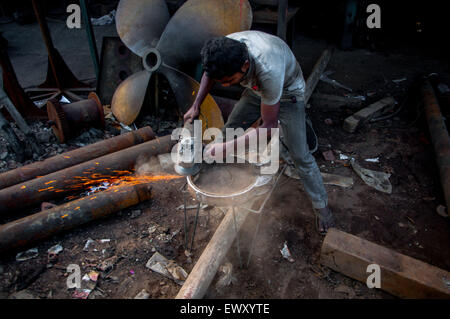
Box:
[343,97,395,133]
[320,228,450,299]
[253,6,299,25]
[176,204,253,299]
[276,0,288,41]
[304,48,334,104]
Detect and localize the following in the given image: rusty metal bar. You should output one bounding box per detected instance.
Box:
[0,34,47,120]
[0,182,152,253]
[0,134,176,215]
[0,126,155,190]
[421,79,450,215]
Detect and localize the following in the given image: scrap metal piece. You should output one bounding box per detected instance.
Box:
[0,183,151,254]
[0,126,155,190]
[47,92,105,142]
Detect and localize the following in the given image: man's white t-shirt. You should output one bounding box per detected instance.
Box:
[226,30,306,105]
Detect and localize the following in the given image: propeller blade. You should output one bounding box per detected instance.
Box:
[159,63,224,131]
[116,0,170,57]
[111,70,152,125]
[157,0,252,71]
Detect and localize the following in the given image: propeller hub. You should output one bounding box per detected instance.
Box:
[143,48,162,72]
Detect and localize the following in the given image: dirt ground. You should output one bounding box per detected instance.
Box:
[1,14,450,299]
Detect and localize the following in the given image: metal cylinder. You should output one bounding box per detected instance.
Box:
[0,126,155,190]
[422,79,450,214]
[0,182,152,253]
[0,134,176,215]
[47,92,105,142]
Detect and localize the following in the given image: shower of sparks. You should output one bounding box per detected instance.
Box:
[34,169,182,199]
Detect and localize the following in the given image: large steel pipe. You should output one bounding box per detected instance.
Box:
[0,182,152,253]
[0,134,176,215]
[422,79,450,214]
[0,126,155,190]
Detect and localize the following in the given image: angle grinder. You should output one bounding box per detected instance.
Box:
[174,121,203,176]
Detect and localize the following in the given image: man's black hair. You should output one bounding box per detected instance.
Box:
[200,37,249,80]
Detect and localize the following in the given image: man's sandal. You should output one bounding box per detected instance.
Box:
[314,207,335,236]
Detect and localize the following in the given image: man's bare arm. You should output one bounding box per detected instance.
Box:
[184,72,215,123]
[212,101,280,156]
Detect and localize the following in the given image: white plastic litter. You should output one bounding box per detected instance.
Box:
[83,238,95,252]
[146,252,188,285]
[280,241,295,262]
[91,10,116,26]
[339,154,350,160]
[365,157,380,163]
[392,77,407,84]
[59,96,70,103]
[350,158,392,194]
[119,122,133,131]
[47,244,63,255]
[16,248,38,262]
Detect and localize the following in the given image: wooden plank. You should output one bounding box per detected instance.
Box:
[176,203,253,299]
[343,97,395,133]
[276,0,288,41]
[321,172,354,188]
[304,48,333,104]
[320,228,450,299]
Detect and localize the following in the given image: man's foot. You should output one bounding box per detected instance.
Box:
[314,206,335,235]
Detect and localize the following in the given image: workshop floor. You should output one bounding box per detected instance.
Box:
[0,16,449,299]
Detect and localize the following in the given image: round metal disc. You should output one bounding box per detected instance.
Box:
[47,99,70,143]
[116,0,170,57]
[156,0,252,71]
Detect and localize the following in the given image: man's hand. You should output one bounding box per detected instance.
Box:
[184,105,200,124]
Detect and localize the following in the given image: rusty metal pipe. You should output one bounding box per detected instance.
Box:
[0,182,152,253]
[0,134,176,215]
[421,79,450,215]
[0,126,155,190]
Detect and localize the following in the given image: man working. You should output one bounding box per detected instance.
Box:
[184,30,334,234]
